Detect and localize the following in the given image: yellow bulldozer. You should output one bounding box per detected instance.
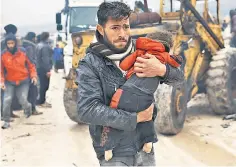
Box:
[56,0,236,135]
[156,0,236,135]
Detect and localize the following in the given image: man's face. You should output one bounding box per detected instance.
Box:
[7,40,16,50]
[33,37,37,43]
[98,17,131,49]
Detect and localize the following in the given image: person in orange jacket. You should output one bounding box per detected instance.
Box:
[1,24,22,120]
[1,33,37,129]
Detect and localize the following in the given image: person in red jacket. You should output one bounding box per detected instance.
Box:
[1,33,37,129]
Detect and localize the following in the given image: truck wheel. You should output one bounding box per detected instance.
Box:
[206,48,236,115]
[63,87,83,123]
[155,83,188,135]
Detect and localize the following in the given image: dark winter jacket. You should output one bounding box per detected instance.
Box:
[22,40,37,65]
[35,41,53,73]
[230,35,236,48]
[76,45,184,159]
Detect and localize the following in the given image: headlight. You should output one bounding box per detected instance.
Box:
[75,36,83,47]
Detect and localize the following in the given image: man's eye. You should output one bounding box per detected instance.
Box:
[123,25,130,30]
[112,27,119,30]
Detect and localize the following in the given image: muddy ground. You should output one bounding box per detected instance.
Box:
[1,71,236,166]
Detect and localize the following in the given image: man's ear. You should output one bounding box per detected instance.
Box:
[97,24,104,36]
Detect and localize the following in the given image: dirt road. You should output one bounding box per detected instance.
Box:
[1,71,236,166]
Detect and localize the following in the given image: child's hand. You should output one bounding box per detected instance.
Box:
[1,83,6,90]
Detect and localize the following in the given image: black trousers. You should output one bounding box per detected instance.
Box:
[37,70,50,105]
[28,83,38,110]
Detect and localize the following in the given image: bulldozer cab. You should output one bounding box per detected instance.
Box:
[160,0,181,20]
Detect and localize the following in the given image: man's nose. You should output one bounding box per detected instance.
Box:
[119,29,126,37]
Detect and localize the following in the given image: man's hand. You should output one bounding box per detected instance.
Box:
[1,83,6,90]
[134,53,166,78]
[46,71,51,78]
[31,77,37,85]
[137,104,154,123]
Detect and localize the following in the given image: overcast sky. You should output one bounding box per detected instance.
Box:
[0,0,235,35]
[1,0,64,26]
[0,0,165,27]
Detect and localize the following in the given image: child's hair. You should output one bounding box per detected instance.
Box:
[146,30,173,52]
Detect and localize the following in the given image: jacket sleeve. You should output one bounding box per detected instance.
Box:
[1,56,5,84]
[160,64,184,86]
[76,59,137,131]
[41,46,53,73]
[25,53,37,78]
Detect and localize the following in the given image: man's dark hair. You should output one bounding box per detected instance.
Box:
[135,1,145,11]
[37,34,41,43]
[97,1,132,26]
[25,32,36,41]
[40,32,50,42]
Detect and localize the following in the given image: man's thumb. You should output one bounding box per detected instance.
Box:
[145,53,155,59]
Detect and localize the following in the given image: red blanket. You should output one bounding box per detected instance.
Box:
[120,37,182,79]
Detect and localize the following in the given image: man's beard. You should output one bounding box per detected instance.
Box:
[7,47,17,54]
[103,31,131,54]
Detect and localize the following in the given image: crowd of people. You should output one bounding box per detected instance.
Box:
[0,24,64,129]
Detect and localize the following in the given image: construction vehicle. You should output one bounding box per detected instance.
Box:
[56,0,236,135]
[56,0,100,122]
[156,0,236,135]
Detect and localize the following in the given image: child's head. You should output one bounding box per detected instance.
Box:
[146,30,173,52]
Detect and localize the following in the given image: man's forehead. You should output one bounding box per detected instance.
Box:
[107,16,130,25]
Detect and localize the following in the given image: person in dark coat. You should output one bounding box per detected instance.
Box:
[76,2,184,166]
[35,32,53,108]
[22,32,43,115]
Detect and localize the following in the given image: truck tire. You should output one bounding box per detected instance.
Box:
[63,87,83,123]
[206,48,236,115]
[155,83,188,135]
